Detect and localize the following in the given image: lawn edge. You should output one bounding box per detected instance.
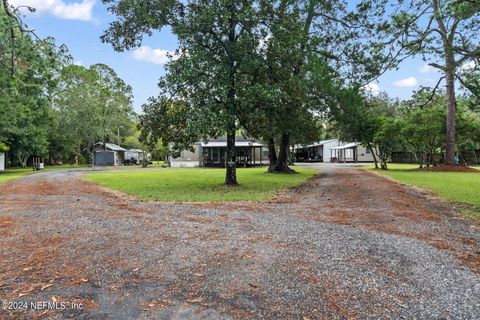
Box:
[82,168,319,204]
[365,167,480,220]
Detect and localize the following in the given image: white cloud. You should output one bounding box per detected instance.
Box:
[363,82,380,95]
[9,0,95,21]
[461,60,477,72]
[393,76,418,88]
[131,46,177,65]
[257,34,271,52]
[73,60,83,66]
[418,63,435,74]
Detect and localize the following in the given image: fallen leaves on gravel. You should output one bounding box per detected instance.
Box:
[41,283,54,291]
[187,297,204,304]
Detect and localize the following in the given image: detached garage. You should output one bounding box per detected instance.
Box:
[93,151,116,166]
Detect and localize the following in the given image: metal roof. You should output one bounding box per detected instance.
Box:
[201,141,264,147]
[294,139,339,148]
[306,139,339,148]
[198,136,264,148]
[93,142,127,152]
[331,142,360,150]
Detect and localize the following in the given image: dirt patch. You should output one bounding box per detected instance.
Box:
[0,216,16,233]
[417,164,479,173]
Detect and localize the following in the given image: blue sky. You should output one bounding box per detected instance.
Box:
[11,0,443,113]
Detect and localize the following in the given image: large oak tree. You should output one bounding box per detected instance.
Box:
[102,0,263,185]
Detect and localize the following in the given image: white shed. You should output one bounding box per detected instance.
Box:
[92,142,126,166]
[0,152,5,171]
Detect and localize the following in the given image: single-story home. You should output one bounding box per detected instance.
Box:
[0,152,5,171]
[294,139,343,162]
[330,142,375,162]
[169,137,269,168]
[92,142,126,166]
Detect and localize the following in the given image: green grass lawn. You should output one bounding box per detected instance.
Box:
[0,168,33,184]
[85,167,317,202]
[369,164,480,218]
[149,161,167,167]
[44,164,90,171]
[0,164,89,185]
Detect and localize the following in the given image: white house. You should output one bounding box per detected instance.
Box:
[169,137,269,168]
[294,139,343,162]
[0,152,5,171]
[330,142,375,162]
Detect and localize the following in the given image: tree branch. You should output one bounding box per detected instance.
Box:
[428,62,446,71]
[456,74,480,99]
[414,76,445,108]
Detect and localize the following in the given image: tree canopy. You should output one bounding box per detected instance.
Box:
[102,0,391,182]
[361,0,480,164]
[1,0,135,167]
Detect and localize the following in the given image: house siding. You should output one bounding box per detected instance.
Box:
[170,144,202,167]
[323,140,342,162]
[169,142,269,167]
[0,153,5,170]
[357,145,375,162]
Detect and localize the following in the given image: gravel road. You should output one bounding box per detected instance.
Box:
[1,167,479,319]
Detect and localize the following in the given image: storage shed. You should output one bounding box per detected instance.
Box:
[0,152,5,171]
[92,142,126,166]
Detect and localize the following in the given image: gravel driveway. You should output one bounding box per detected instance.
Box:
[1,167,479,319]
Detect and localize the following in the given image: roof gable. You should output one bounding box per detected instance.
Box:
[93,142,127,152]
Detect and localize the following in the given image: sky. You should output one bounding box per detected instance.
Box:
[10,0,445,113]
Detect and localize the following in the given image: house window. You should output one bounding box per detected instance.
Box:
[366,147,371,154]
[345,149,353,159]
[262,147,269,157]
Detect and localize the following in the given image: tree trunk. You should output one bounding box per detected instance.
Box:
[19,154,29,168]
[367,143,378,169]
[264,0,314,170]
[380,154,388,170]
[225,127,238,186]
[76,144,81,165]
[268,133,296,173]
[444,60,456,165]
[224,2,238,186]
[267,137,277,172]
[432,0,457,165]
[6,151,10,169]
